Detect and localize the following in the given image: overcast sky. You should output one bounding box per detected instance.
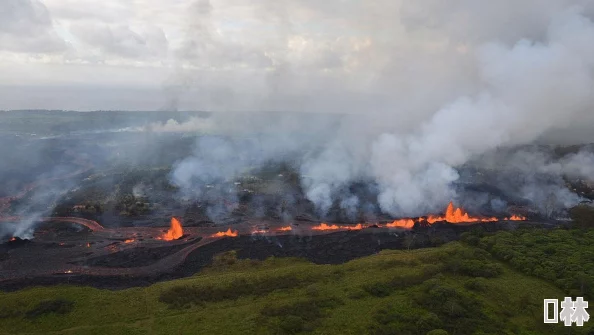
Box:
[2,0,594,113]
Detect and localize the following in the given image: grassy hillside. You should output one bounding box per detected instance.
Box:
[1,241,589,335]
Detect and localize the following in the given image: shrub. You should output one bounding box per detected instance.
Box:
[347,288,368,300]
[464,278,488,292]
[211,250,238,268]
[260,297,342,334]
[569,205,594,229]
[361,271,435,298]
[369,304,436,335]
[305,283,321,297]
[412,280,509,335]
[277,315,304,334]
[25,299,74,319]
[416,313,443,332]
[460,233,480,246]
[377,258,417,270]
[427,330,449,335]
[159,272,319,308]
[362,282,393,298]
[458,260,503,278]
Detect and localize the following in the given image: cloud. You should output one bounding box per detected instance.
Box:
[2,0,594,128]
[43,0,134,23]
[68,23,169,60]
[0,0,66,53]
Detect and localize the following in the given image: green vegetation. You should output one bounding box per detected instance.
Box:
[463,226,594,300]
[569,204,594,229]
[1,241,588,335]
[25,299,75,319]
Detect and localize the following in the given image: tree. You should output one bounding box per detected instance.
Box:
[569,205,594,229]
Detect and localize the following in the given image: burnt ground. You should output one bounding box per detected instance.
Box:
[0,221,560,292]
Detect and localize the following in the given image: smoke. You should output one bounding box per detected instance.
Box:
[10,162,85,239]
[146,116,215,133]
[555,150,594,180]
[464,146,594,217]
[165,2,594,219]
[289,6,594,217]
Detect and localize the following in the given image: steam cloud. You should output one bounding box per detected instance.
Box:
[168,2,594,219]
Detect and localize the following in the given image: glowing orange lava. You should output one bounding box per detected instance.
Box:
[161,217,184,241]
[444,202,498,223]
[124,239,135,244]
[506,215,527,221]
[346,223,365,230]
[9,237,16,242]
[279,226,293,231]
[213,228,239,238]
[312,223,341,231]
[311,201,526,232]
[311,223,366,231]
[385,219,416,229]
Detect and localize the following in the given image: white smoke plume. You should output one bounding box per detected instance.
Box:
[299,6,594,217]
[460,145,594,218]
[146,117,215,133]
[169,2,594,218]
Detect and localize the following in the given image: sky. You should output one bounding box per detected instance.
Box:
[2,0,382,111]
[1,0,594,115]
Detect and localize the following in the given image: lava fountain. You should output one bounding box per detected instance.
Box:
[386,202,525,226]
[161,217,184,241]
[425,202,499,224]
[213,228,239,238]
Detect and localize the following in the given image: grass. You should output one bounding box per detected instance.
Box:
[0,242,590,335]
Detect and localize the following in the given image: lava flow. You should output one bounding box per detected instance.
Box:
[346,224,365,231]
[506,215,526,221]
[311,201,526,232]
[160,217,184,241]
[312,223,341,231]
[213,228,239,238]
[386,219,416,229]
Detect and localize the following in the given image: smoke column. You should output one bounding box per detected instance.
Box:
[167,2,594,218]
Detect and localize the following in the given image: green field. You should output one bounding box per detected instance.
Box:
[1,238,591,335]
